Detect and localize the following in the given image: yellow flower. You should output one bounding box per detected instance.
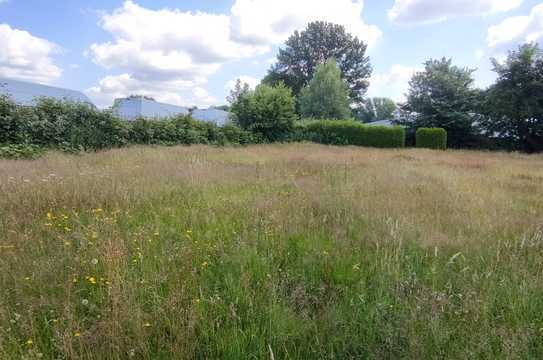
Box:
[47,212,54,220]
[24,276,31,281]
[72,277,78,283]
[74,332,81,337]
[144,322,151,328]
[64,241,71,246]
[88,277,97,284]
[91,232,98,239]
[154,232,159,236]
[26,339,33,346]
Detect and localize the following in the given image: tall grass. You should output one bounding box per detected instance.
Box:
[1,144,542,358]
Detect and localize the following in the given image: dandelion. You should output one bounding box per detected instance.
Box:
[74,332,81,337]
[195,298,201,304]
[26,339,33,346]
[72,277,78,283]
[144,322,151,328]
[88,277,97,284]
[47,212,54,220]
[201,261,209,268]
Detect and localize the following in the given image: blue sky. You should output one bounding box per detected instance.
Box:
[1,0,542,108]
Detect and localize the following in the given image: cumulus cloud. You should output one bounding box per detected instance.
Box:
[487,3,543,51]
[87,1,380,107]
[86,74,216,108]
[388,0,522,24]
[368,65,420,102]
[224,75,261,93]
[231,0,381,48]
[0,23,61,83]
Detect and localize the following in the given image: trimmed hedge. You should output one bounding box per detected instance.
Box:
[416,128,447,150]
[299,120,405,148]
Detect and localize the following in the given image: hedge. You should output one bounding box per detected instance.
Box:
[300,120,405,148]
[0,96,256,156]
[416,128,447,150]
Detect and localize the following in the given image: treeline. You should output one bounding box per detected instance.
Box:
[246,21,542,153]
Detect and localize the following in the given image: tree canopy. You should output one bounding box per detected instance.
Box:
[263,21,371,105]
[481,43,543,153]
[299,59,352,120]
[400,58,481,148]
[356,97,397,123]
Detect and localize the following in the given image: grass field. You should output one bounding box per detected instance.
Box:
[1,143,543,359]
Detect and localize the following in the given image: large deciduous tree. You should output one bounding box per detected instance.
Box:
[263,21,372,105]
[299,59,352,119]
[399,58,481,148]
[482,43,543,153]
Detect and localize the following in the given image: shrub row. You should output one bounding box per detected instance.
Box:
[297,120,406,148]
[416,128,447,150]
[0,97,255,157]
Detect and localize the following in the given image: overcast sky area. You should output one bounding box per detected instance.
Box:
[1,0,542,108]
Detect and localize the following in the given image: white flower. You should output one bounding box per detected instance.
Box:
[91,258,98,265]
[81,299,89,306]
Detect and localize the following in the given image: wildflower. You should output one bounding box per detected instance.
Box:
[322,250,329,256]
[26,339,33,346]
[154,231,159,236]
[195,298,201,304]
[24,276,31,281]
[91,232,98,240]
[45,223,53,227]
[64,241,71,246]
[91,258,98,265]
[72,277,78,283]
[74,332,81,337]
[81,299,89,306]
[144,322,151,328]
[64,226,71,232]
[47,212,54,220]
[201,261,209,268]
[88,277,97,284]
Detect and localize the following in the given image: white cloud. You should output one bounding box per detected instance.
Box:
[388,0,522,24]
[86,74,216,108]
[88,0,380,107]
[0,23,61,83]
[224,75,261,93]
[368,65,420,102]
[231,0,381,48]
[487,3,543,51]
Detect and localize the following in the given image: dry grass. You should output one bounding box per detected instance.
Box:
[1,143,542,358]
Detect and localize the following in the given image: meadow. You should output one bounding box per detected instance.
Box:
[1,143,542,359]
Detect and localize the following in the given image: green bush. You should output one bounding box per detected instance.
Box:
[300,120,405,148]
[416,128,447,150]
[230,83,297,142]
[0,144,44,159]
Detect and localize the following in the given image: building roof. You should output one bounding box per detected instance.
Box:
[366,119,394,127]
[0,77,92,106]
[112,96,189,121]
[191,108,230,126]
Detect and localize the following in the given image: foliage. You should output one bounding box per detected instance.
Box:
[0,97,257,157]
[481,43,543,153]
[230,83,298,142]
[356,97,397,123]
[226,79,252,105]
[299,120,405,148]
[399,58,481,148]
[299,59,352,120]
[264,21,372,105]
[416,128,447,150]
[0,143,44,159]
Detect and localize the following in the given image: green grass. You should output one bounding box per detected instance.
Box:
[1,144,542,358]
